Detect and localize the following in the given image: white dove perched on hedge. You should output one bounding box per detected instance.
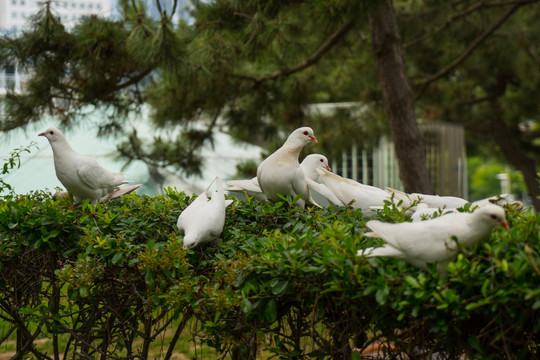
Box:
[177,177,233,249]
[316,167,390,215]
[226,154,342,206]
[256,127,318,208]
[357,203,509,275]
[386,188,468,210]
[301,155,344,207]
[39,127,141,206]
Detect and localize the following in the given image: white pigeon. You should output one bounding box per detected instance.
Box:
[301,154,344,206]
[316,167,390,215]
[357,203,509,275]
[386,188,468,209]
[226,153,341,205]
[39,127,141,206]
[256,127,318,208]
[177,177,233,249]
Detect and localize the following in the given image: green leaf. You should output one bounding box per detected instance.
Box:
[112,252,123,265]
[270,279,289,296]
[264,298,277,322]
[241,298,253,314]
[144,269,153,285]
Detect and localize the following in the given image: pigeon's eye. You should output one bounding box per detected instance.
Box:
[303,131,309,136]
[49,131,54,135]
[490,214,497,220]
[319,159,324,162]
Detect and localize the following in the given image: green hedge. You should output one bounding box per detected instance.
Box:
[0,190,538,359]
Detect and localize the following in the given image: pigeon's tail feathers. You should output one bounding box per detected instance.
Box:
[215,176,223,192]
[225,199,234,208]
[358,245,404,259]
[386,187,407,198]
[102,184,141,202]
[224,184,246,192]
[364,231,381,238]
[225,178,262,194]
[357,247,375,257]
[386,187,419,206]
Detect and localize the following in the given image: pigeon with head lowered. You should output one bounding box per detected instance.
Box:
[177,177,233,249]
[301,154,344,207]
[256,127,318,208]
[357,203,509,275]
[39,127,141,206]
[316,167,391,215]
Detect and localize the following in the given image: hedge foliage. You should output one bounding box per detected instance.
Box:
[0,190,538,359]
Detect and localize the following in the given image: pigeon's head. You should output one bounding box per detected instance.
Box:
[38,127,65,143]
[302,154,331,171]
[476,204,510,230]
[182,233,199,250]
[289,127,318,146]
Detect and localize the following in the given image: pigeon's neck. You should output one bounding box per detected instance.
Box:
[50,138,77,157]
[301,165,318,181]
[279,142,304,158]
[463,214,493,246]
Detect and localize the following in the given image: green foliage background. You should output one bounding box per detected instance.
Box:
[0,189,538,359]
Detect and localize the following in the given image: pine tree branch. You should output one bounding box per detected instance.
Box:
[113,67,155,92]
[414,2,525,96]
[404,0,538,49]
[233,20,354,84]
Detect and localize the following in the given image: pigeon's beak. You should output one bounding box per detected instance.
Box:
[309,136,318,143]
[326,164,331,171]
[500,220,510,230]
[38,132,45,137]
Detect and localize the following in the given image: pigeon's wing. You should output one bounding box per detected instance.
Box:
[77,158,125,190]
[316,168,349,204]
[413,194,468,209]
[366,214,468,262]
[177,192,209,231]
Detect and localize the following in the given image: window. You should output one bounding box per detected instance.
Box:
[80,2,84,8]
[11,0,16,5]
[97,3,101,9]
[21,0,25,5]
[88,3,93,9]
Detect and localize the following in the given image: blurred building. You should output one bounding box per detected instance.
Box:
[0,0,114,96]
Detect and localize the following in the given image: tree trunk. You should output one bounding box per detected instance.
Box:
[368,0,433,194]
[490,114,540,211]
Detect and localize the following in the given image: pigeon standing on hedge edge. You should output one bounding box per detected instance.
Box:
[39,127,141,206]
[357,203,509,275]
[256,127,318,208]
[177,176,233,249]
